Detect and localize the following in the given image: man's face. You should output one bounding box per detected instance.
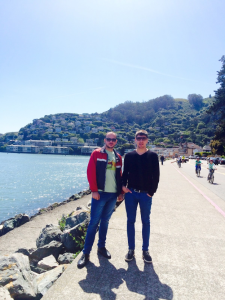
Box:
[104,133,117,149]
[135,134,148,148]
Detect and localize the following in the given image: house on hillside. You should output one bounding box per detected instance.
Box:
[203,145,211,152]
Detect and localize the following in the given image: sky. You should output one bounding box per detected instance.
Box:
[0,0,225,134]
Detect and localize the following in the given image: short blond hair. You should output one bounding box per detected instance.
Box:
[135,130,148,138]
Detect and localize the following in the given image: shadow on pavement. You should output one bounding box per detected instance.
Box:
[78,256,173,300]
[122,259,173,300]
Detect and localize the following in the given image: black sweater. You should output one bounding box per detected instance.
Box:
[122,150,160,196]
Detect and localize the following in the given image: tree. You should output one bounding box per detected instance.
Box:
[188,94,203,109]
[208,56,225,154]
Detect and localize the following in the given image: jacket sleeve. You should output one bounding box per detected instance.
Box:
[149,153,160,196]
[122,154,129,187]
[118,154,124,194]
[87,151,98,192]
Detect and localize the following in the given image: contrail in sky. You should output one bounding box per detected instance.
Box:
[103,58,198,82]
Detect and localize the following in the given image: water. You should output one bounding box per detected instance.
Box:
[0,153,90,223]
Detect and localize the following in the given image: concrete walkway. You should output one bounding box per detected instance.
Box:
[41,162,225,300]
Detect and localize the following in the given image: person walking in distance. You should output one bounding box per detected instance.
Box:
[122,130,160,263]
[77,132,123,269]
[160,155,164,165]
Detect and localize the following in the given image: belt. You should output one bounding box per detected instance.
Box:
[131,188,148,193]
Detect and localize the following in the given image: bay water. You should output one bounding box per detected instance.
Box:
[0,153,90,223]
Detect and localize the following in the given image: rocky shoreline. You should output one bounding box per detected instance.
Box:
[0,190,92,300]
[0,189,91,237]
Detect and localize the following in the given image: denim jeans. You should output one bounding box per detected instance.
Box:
[125,189,152,251]
[83,192,117,254]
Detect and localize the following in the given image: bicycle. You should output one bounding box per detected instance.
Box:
[196,165,201,177]
[208,169,215,184]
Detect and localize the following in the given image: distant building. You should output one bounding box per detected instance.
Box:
[43,146,69,155]
[55,127,62,133]
[81,146,100,155]
[203,145,211,152]
[6,145,40,153]
[25,140,52,147]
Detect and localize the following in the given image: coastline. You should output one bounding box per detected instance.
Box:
[0,188,91,237]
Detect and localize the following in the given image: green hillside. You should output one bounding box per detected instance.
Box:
[0,95,216,151]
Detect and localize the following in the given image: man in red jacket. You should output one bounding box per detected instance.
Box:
[77,132,123,269]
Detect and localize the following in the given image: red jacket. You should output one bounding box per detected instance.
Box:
[87,146,123,195]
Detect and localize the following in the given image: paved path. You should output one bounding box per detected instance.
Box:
[42,162,225,300]
[0,194,92,256]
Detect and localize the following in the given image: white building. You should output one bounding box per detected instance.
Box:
[6,145,40,153]
[25,140,52,147]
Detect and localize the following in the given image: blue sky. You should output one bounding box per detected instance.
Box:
[0,0,224,134]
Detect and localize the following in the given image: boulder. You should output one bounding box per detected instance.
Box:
[30,241,63,262]
[30,262,47,274]
[0,253,37,299]
[2,219,14,234]
[13,213,30,227]
[34,265,64,299]
[57,253,75,264]
[0,286,13,300]
[0,224,4,236]
[37,255,59,271]
[65,210,90,230]
[36,224,62,248]
[15,248,35,257]
[61,220,89,253]
[2,214,30,235]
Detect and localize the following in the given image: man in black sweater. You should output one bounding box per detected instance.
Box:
[122,130,160,263]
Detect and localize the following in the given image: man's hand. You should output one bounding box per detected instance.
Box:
[122,186,132,193]
[117,194,124,202]
[92,192,100,200]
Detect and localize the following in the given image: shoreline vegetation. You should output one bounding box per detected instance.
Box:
[0,188,91,237]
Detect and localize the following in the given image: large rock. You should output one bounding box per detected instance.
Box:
[34,265,64,299]
[57,253,75,264]
[15,248,35,257]
[0,253,37,299]
[0,286,13,300]
[30,241,63,262]
[65,210,90,230]
[2,219,14,234]
[36,224,62,248]
[61,220,89,253]
[37,255,59,271]
[2,214,29,235]
[13,213,30,227]
[0,224,4,236]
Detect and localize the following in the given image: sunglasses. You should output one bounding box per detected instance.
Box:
[106,138,117,142]
[136,136,148,141]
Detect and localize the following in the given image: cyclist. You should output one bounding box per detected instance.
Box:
[195,157,202,175]
[182,155,185,163]
[207,159,217,180]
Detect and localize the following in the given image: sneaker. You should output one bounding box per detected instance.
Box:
[142,251,152,263]
[98,247,111,259]
[77,253,89,269]
[125,250,135,262]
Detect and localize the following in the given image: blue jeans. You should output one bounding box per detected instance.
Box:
[125,189,152,251]
[83,192,117,254]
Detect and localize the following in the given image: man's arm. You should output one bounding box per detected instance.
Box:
[87,151,98,192]
[122,154,132,193]
[149,153,160,196]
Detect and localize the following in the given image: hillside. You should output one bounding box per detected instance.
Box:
[0,95,216,151]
